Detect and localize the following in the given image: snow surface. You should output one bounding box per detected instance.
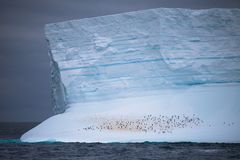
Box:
[21,8,240,142]
[21,84,240,143]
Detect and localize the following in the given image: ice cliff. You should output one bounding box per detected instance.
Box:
[21,8,240,142]
[45,8,240,113]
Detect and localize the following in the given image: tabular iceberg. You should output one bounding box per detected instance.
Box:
[21,8,240,143]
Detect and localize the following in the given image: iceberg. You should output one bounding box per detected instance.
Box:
[21,8,240,143]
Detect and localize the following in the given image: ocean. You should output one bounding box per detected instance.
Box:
[0,122,240,160]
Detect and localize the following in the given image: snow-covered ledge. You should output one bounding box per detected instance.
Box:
[21,8,240,143]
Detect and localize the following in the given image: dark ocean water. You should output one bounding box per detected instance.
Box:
[0,123,240,160]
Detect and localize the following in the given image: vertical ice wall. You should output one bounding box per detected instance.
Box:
[45,8,240,113]
[47,44,68,114]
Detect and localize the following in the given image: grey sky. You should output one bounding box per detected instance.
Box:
[0,0,240,122]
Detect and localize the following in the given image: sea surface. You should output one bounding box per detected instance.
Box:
[0,123,240,160]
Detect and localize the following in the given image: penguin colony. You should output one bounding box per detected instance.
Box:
[83,114,203,134]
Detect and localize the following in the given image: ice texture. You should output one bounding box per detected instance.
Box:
[45,8,240,113]
[21,8,240,143]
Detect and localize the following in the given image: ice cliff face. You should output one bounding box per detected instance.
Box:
[45,8,240,114]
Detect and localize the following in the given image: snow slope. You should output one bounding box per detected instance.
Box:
[21,8,240,142]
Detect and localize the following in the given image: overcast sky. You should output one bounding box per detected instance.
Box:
[0,0,240,122]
